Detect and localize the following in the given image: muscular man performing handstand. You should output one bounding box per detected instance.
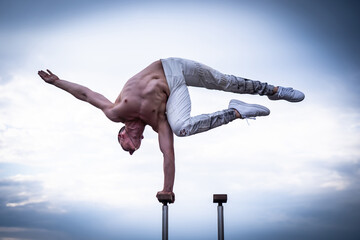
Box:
[38,57,304,203]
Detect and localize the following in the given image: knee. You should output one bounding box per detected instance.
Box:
[175,129,188,137]
[171,123,190,137]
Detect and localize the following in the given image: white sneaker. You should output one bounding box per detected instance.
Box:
[268,86,305,102]
[229,99,270,119]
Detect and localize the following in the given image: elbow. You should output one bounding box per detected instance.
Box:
[73,87,88,101]
[80,92,88,102]
[75,85,92,102]
[164,157,175,172]
[162,151,175,166]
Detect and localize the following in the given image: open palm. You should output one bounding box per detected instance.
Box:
[38,69,59,84]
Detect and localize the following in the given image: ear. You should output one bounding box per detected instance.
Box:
[119,131,126,138]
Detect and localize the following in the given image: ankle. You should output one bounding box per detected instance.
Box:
[272,86,279,95]
[233,109,241,118]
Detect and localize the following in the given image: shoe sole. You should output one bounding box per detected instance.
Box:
[229,99,270,117]
[268,95,305,102]
[268,90,305,102]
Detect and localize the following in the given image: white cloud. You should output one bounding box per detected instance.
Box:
[0,4,360,238]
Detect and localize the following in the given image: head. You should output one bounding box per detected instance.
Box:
[118,126,144,155]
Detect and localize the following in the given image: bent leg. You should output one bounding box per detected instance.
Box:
[165,75,192,136]
[164,74,237,137]
[173,109,237,137]
[180,58,275,95]
[163,58,268,137]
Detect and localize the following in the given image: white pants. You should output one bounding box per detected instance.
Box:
[161,58,274,137]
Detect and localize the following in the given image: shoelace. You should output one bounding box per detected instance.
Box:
[277,87,293,98]
[245,117,256,125]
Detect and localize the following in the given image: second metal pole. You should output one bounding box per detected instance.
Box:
[217,204,224,240]
[213,194,227,240]
[162,203,168,240]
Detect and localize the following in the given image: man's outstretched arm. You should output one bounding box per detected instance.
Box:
[157,119,175,202]
[38,70,116,120]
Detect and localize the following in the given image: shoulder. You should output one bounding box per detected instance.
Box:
[103,102,126,122]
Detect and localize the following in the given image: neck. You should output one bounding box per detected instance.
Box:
[125,120,145,140]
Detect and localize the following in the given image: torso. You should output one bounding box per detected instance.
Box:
[112,60,170,132]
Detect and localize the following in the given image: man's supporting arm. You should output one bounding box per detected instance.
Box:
[157,119,175,195]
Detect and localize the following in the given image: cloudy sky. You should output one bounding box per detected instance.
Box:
[1,0,360,239]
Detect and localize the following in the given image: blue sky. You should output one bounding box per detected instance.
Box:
[1,0,360,239]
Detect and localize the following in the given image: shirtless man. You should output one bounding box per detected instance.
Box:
[38,57,304,203]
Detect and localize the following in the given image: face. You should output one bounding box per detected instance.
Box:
[118,127,142,155]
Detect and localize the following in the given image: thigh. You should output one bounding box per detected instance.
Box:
[181,59,234,91]
[181,59,274,95]
[166,76,192,133]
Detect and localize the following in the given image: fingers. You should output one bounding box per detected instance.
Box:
[37,69,53,76]
[38,70,47,77]
[38,69,58,84]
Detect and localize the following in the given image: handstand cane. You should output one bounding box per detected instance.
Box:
[213,194,227,240]
[156,193,175,240]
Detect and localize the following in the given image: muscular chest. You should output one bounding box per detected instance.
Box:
[118,75,169,128]
[138,93,167,129]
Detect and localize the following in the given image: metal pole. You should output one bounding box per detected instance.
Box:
[217,204,224,240]
[156,192,174,240]
[162,203,168,240]
[213,194,227,240]
[218,203,224,240]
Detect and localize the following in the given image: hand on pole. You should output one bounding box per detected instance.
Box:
[156,191,175,204]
